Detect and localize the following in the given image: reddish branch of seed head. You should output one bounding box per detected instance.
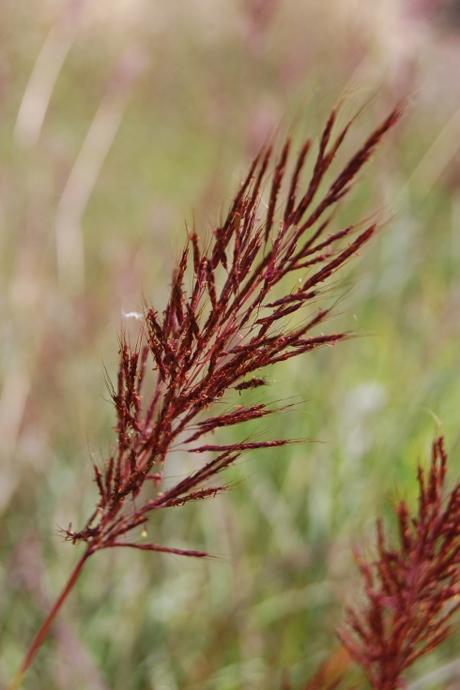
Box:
[66,107,400,558]
[339,436,460,690]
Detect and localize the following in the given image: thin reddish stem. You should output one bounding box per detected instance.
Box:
[8,547,92,690]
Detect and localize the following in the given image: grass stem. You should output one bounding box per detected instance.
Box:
[7,547,92,690]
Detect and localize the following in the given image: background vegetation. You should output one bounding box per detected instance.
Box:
[2,1,460,688]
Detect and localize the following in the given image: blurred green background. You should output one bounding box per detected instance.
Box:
[2,1,460,688]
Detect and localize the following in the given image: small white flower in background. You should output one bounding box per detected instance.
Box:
[122,310,143,321]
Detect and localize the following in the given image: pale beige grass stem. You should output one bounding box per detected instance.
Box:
[14,2,85,147]
[55,48,146,292]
